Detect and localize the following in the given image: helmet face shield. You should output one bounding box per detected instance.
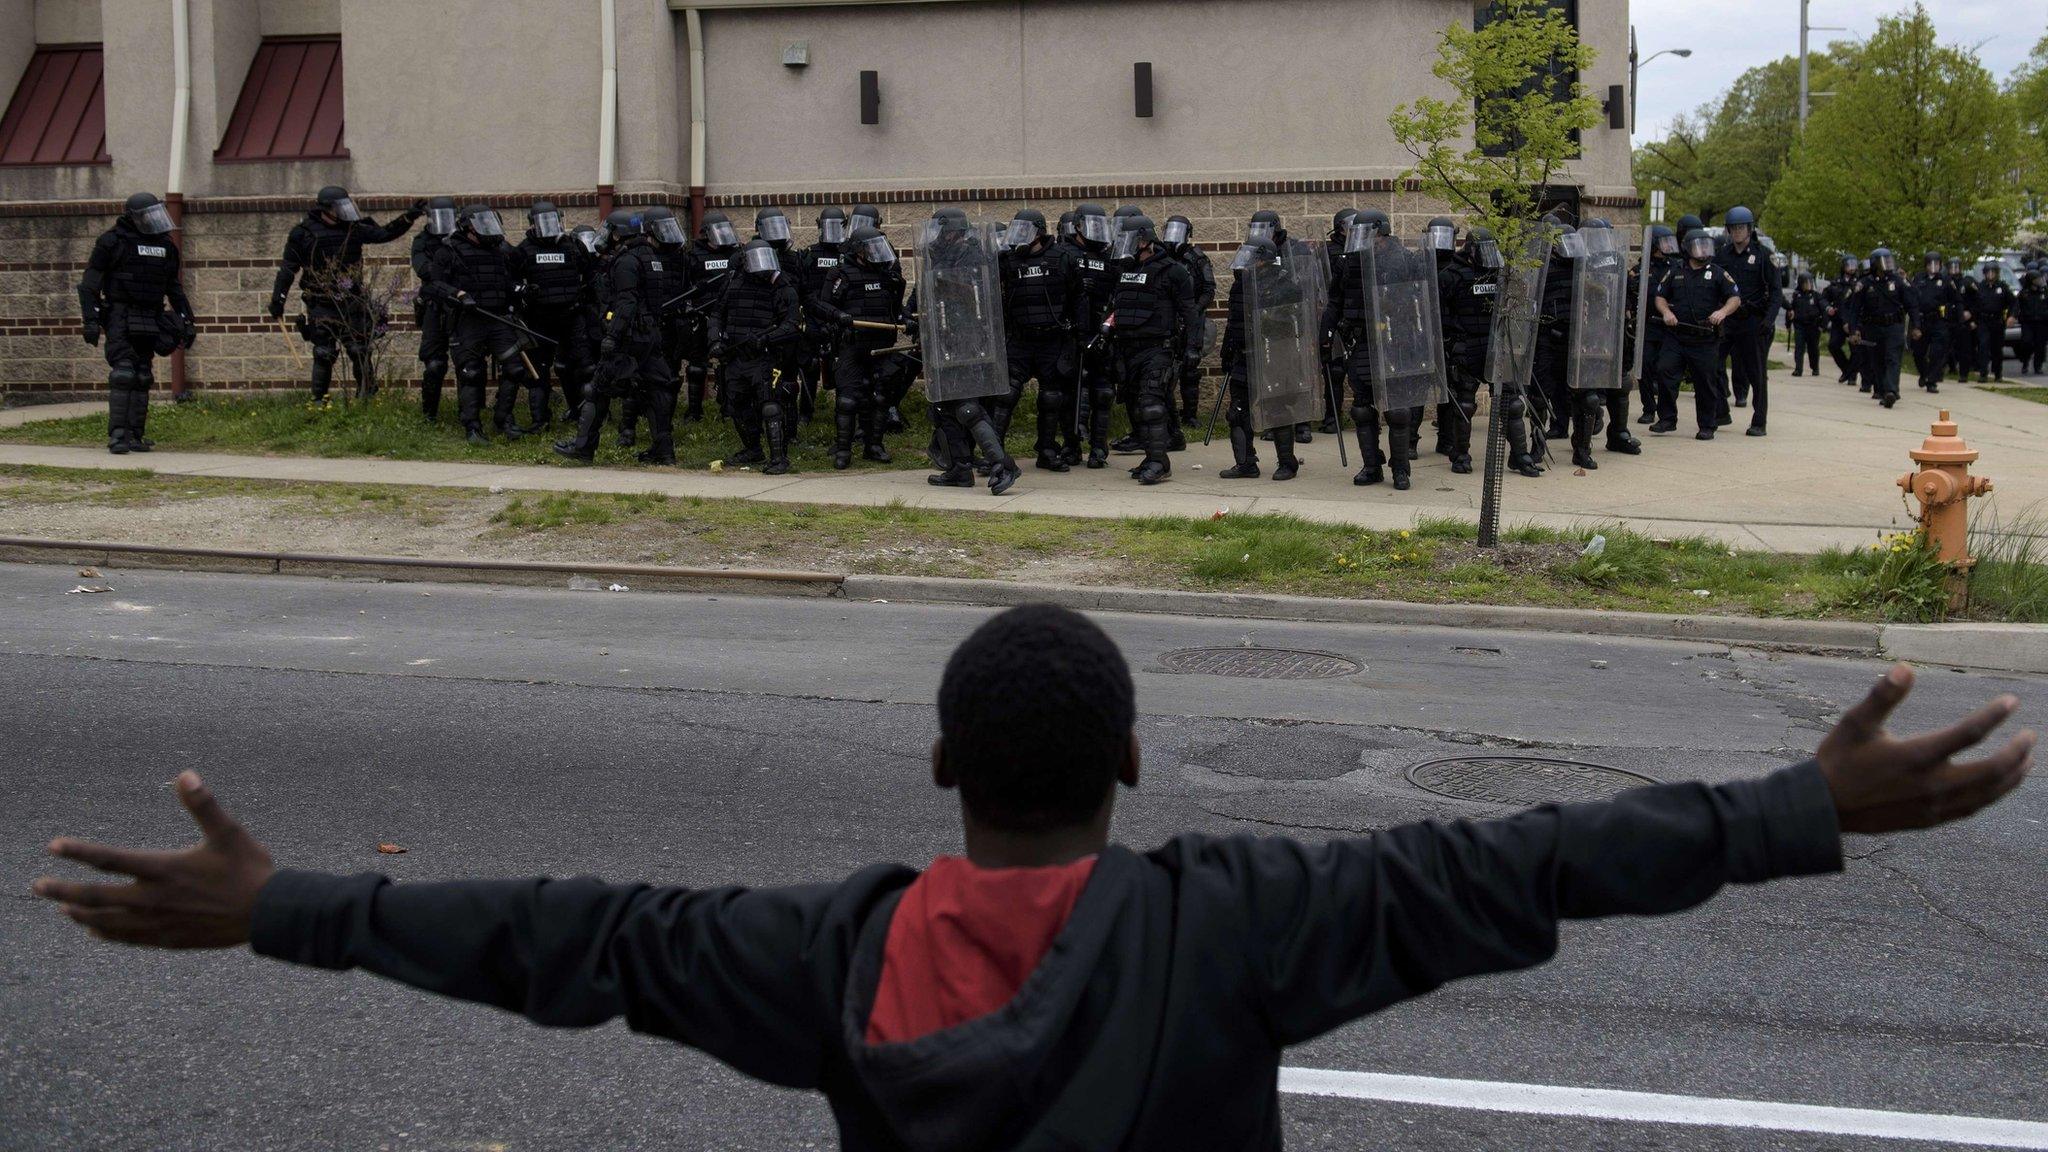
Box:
[705,219,740,248]
[130,203,174,235]
[1110,230,1141,260]
[1246,220,1276,244]
[1558,232,1587,259]
[650,216,687,246]
[531,209,563,239]
[743,245,780,275]
[858,235,896,265]
[757,214,791,244]
[1427,224,1457,252]
[327,197,362,223]
[1078,214,1112,244]
[1874,252,1897,273]
[849,210,879,232]
[1344,222,1370,254]
[1654,234,1678,257]
[426,207,458,236]
[1005,218,1040,248]
[818,217,848,245]
[1685,235,1715,261]
[1159,219,1189,246]
[467,210,504,238]
[573,229,601,255]
[1476,239,1503,268]
[1229,243,1260,271]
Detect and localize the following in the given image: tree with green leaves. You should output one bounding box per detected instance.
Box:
[2007,33,2048,235]
[1389,0,1599,546]
[1767,5,2025,261]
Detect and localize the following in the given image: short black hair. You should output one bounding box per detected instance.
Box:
[936,604,1136,833]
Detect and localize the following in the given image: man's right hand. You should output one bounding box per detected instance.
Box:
[81,321,99,347]
[1662,314,1678,328]
[267,298,285,321]
[1816,665,2032,834]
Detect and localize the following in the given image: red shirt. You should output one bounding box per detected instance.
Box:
[863,854,1098,1046]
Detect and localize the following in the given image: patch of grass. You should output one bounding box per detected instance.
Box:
[1967,504,2048,622]
[0,390,1104,474]
[1980,385,2048,406]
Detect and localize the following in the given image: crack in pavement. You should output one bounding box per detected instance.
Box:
[1860,855,2048,966]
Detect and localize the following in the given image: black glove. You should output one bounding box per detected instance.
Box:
[599,335,618,358]
[904,318,920,339]
[709,341,727,360]
[81,320,99,348]
[180,314,198,350]
[411,199,428,217]
[267,296,285,321]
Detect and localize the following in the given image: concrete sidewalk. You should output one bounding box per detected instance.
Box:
[5,363,2044,552]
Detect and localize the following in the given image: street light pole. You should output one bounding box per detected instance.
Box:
[1800,1,1846,130]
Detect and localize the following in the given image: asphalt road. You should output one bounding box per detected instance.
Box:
[2,561,2043,1151]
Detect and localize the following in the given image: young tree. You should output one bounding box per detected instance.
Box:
[1388,0,1599,546]
[1767,5,2025,260]
[2007,34,2048,235]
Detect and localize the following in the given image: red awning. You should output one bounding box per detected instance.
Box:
[216,37,348,162]
[0,46,110,166]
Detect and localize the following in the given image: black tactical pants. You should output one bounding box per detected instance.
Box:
[450,311,532,433]
[1793,323,1821,376]
[1656,337,1724,433]
[2024,321,2047,374]
[1979,321,2007,380]
[832,344,908,455]
[1341,334,1389,474]
[723,350,793,462]
[1006,332,1076,457]
[303,295,374,399]
[1724,320,1767,431]
[413,298,451,418]
[1916,324,1950,390]
[1113,337,1176,472]
[523,305,590,427]
[1828,325,1857,383]
[100,303,161,448]
[1863,323,1907,400]
[1948,321,1978,380]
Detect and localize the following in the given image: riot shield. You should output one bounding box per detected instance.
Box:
[1362,236,1448,411]
[1630,225,1655,385]
[1569,226,1628,392]
[915,220,1009,403]
[1244,250,1323,432]
[1486,234,1549,391]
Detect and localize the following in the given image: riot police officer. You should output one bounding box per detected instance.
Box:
[1909,252,1959,393]
[709,239,801,475]
[1788,271,1824,378]
[421,205,535,444]
[1845,248,1917,408]
[999,209,1085,472]
[1320,209,1359,436]
[1712,206,1777,435]
[78,193,194,454]
[1106,216,1200,485]
[1217,237,1300,481]
[682,209,742,422]
[555,211,659,463]
[1823,255,1859,386]
[2018,263,2048,376]
[914,209,1024,495]
[1969,262,2016,382]
[410,197,457,421]
[810,225,909,470]
[269,186,422,399]
[1653,228,1742,438]
[1324,210,1393,485]
[791,207,849,422]
[1159,215,1215,429]
[1944,256,1977,384]
[1438,225,1517,474]
[1068,203,1121,467]
[516,200,592,429]
[1630,225,1678,429]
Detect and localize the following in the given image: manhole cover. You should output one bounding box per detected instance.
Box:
[1405,755,1658,805]
[1156,647,1360,680]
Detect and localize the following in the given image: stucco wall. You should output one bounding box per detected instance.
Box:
[1,0,36,120]
[259,0,337,36]
[32,0,98,42]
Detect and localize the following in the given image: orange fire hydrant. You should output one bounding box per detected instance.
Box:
[1897,409,1992,607]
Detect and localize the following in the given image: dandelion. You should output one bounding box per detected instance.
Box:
[1398,530,1412,540]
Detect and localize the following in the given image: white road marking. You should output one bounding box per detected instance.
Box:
[1278,1068,2048,1149]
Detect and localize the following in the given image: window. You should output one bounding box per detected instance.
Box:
[0,45,110,166]
[216,36,347,162]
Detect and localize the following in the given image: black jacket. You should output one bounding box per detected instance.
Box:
[271,208,419,311]
[251,762,1841,1152]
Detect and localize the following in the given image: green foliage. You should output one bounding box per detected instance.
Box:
[1767,5,2026,260]
[1821,530,1955,622]
[1635,50,1854,224]
[1389,0,1601,267]
[1967,504,2048,622]
[2007,35,2048,229]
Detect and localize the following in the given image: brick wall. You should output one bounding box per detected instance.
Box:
[1,183,1643,404]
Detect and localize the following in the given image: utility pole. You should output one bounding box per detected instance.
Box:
[1799,0,1810,130]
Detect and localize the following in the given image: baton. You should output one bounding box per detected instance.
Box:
[1202,371,1227,446]
[274,316,310,371]
[454,299,559,346]
[1327,330,1351,468]
[851,319,905,332]
[865,343,919,356]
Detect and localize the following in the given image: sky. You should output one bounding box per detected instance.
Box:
[1629,0,2048,143]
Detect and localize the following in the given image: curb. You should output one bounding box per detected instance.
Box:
[24,534,2048,667]
[839,575,1886,655]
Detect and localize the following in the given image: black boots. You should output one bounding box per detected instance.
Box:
[1219,425,1260,479]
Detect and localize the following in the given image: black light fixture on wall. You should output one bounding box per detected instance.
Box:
[1133,62,1153,118]
[860,70,880,124]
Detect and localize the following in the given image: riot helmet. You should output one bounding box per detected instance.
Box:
[1230,236,1278,271]
[1330,208,1358,242]
[1076,207,1113,246]
[460,204,504,241]
[123,192,174,236]
[529,200,564,240]
[1796,272,1813,290]
[1983,260,2003,281]
[849,204,881,233]
[1112,204,1144,229]
[1946,256,1963,276]
[850,226,896,266]
[641,206,687,247]
[1246,210,1281,244]
[1556,227,1587,260]
[1057,211,1077,240]
[1466,226,1502,269]
[816,207,848,246]
[1111,215,1156,260]
[1007,209,1047,250]
[1924,251,1943,275]
[603,209,641,243]
[1683,229,1715,262]
[570,224,602,256]
[1724,206,1755,245]
[755,206,791,246]
[1650,225,1677,257]
[1160,215,1191,248]
[1839,254,1859,277]
[701,211,740,249]
[1426,216,1457,252]
[316,186,361,223]
[1675,214,1705,236]
[742,239,780,276]
[1869,248,1896,274]
[424,196,458,236]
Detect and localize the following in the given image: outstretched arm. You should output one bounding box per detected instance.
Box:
[1230,665,2030,1046]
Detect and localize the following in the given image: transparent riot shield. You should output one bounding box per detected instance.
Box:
[1362,236,1448,411]
[1244,251,1323,432]
[1487,233,1550,392]
[1630,225,1656,385]
[1569,226,1628,392]
[915,220,1010,403]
